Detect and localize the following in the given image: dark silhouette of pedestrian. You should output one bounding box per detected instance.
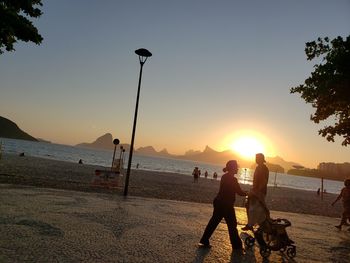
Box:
[192,167,200,183]
[199,160,247,254]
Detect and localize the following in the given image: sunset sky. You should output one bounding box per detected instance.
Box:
[0,0,349,168]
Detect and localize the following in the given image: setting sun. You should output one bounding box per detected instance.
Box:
[230,136,265,159]
[218,129,276,159]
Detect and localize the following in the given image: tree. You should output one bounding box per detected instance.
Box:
[0,0,43,54]
[290,35,350,146]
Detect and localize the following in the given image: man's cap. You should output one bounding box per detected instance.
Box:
[256,153,266,162]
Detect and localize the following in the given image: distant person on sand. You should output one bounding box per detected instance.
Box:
[317,188,320,195]
[199,160,247,254]
[242,153,270,231]
[213,172,218,180]
[204,171,208,179]
[192,167,200,183]
[78,159,83,164]
[332,178,350,231]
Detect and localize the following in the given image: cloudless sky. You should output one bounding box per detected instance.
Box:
[1,0,349,168]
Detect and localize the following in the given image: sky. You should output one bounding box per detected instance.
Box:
[0,0,349,168]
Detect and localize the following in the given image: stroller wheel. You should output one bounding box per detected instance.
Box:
[260,247,271,258]
[286,246,296,258]
[244,236,255,248]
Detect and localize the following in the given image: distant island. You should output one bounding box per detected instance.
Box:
[0,116,38,142]
[76,133,304,173]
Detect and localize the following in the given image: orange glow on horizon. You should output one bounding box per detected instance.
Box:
[219,130,275,160]
[230,136,264,159]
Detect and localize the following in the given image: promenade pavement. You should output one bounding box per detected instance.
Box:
[0,184,349,263]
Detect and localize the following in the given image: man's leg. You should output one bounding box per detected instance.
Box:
[242,196,253,231]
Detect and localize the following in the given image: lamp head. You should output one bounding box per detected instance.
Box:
[135,48,152,57]
[135,48,152,64]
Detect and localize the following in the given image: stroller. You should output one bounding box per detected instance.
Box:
[242,195,296,259]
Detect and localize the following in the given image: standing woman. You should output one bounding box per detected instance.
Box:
[199,160,247,254]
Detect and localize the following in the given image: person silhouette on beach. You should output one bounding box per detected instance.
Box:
[199,160,247,254]
[213,172,218,180]
[204,171,208,179]
[192,167,200,183]
[242,153,270,231]
[332,178,350,231]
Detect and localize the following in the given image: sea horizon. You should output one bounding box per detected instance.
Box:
[0,137,344,195]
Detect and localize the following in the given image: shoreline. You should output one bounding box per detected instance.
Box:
[0,153,343,218]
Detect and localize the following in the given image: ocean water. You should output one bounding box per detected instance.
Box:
[0,137,344,194]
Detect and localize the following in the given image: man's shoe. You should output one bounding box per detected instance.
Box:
[335,225,341,230]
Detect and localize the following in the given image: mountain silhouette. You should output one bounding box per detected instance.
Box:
[137,146,158,155]
[76,133,303,170]
[76,133,114,149]
[266,155,301,172]
[76,133,131,151]
[0,116,38,141]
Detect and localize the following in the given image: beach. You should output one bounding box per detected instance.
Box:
[0,153,343,218]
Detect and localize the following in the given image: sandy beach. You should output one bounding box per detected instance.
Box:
[0,153,343,218]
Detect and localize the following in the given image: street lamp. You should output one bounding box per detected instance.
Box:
[124,48,152,196]
[111,138,120,170]
[121,148,126,169]
[119,146,124,169]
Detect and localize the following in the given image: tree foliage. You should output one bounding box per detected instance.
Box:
[290,35,350,146]
[0,0,43,54]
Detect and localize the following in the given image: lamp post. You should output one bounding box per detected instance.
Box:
[119,146,124,170]
[121,148,126,169]
[124,48,152,196]
[111,138,120,170]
